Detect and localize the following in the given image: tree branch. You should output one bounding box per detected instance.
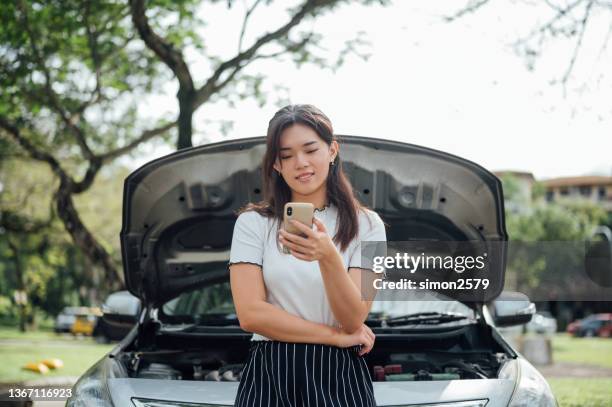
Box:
[99,120,176,162]
[238,0,264,52]
[559,0,594,90]
[129,0,194,89]
[444,0,491,22]
[194,0,336,109]
[516,0,584,42]
[0,116,67,180]
[84,0,103,99]
[0,209,55,234]
[252,31,315,60]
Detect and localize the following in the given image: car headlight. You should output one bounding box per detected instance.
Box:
[132,399,231,407]
[500,358,558,407]
[66,356,114,407]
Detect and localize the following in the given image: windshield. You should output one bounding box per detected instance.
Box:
[160,280,475,323]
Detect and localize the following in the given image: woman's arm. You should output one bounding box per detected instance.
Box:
[278,216,383,334]
[318,251,377,333]
[230,262,342,345]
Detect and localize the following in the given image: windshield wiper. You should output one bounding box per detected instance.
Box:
[383,311,471,327]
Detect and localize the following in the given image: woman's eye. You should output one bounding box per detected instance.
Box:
[280,149,317,159]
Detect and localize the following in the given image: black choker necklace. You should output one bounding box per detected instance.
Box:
[314,203,330,212]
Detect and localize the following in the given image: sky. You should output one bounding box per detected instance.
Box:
[127,0,612,181]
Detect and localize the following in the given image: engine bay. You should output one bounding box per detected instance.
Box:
[114,322,514,383]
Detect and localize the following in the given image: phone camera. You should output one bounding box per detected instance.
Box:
[287,206,292,216]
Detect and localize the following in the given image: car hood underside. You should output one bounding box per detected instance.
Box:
[120,135,508,308]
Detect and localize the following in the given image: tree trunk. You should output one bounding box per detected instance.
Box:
[8,239,27,333]
[54,181,124,291]
[177,87,195,150]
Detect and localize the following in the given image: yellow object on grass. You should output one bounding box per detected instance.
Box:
[41,358,64,369]
[22,362,49,374]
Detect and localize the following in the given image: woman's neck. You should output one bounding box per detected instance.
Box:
[290,196,329,211]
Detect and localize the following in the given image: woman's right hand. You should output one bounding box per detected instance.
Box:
[334,324,375,356]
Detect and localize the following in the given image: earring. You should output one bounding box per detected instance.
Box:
[330,158,335,166]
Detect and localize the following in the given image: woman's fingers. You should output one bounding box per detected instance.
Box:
[359,336,373,356]
[279,229,311,247]
[360,324,375,356]
[357,327,373,356]
[288,219,316,238]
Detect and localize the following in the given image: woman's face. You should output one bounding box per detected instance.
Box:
[272,123,338,197]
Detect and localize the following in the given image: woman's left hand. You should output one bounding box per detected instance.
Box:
[279,218,336,262]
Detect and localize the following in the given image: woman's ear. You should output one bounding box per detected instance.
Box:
[330,140,340,160]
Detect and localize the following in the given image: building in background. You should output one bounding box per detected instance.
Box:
[540,176,612,213]
[493,172,612,329]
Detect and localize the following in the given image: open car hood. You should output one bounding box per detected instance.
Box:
[120,135,507,308]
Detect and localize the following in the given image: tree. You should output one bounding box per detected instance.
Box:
[445,0,611,94]
[501,172,608,296]
[0,157,107,329]
[130,0,389,149]
[0,0,175,289]
[0,0,388,288]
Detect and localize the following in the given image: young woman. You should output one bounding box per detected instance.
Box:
[229,104,387,406]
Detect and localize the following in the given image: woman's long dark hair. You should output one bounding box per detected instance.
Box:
[238,104,373,253]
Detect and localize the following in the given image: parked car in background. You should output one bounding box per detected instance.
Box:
[54,306,79,333]
[54,306,101,334]
[67,136,559,406]
[567,313,612,337]
[70,307,103,336]
[93,290,141,343]
[526,311,557,335]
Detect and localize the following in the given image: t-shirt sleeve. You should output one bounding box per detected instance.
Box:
[348,210,387,272]
[228,211,265,269]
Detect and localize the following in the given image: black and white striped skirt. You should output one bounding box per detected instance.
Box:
[234,340,377,406]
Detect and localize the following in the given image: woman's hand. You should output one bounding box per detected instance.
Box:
[278,218,336,262]
[334,323,376,356]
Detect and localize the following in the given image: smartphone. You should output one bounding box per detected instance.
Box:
[282,202,314,254]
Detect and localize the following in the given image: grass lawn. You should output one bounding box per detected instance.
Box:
[550,333,612,369]
[0,327,61,341]
[543,333,612,406]
[548,378,612,407]
[0,327,114,383]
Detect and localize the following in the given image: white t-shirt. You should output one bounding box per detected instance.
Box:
[228,202,387,341]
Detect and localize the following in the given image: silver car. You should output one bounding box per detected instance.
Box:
[66,135,558,406]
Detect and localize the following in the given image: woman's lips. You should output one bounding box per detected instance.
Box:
[296,173,314,182]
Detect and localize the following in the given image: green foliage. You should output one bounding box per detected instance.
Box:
[0,158,129,322]
[500,174,609,294]
[0,0,174,161]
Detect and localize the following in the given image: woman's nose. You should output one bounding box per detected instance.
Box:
[294,152,309,168]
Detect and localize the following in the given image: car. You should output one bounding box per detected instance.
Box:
[92,290,142,343]
[567,313,612,337]
[70,307,103,336]
[54,306,100,334]
[67,136,559,406]
[54,306,79,333]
